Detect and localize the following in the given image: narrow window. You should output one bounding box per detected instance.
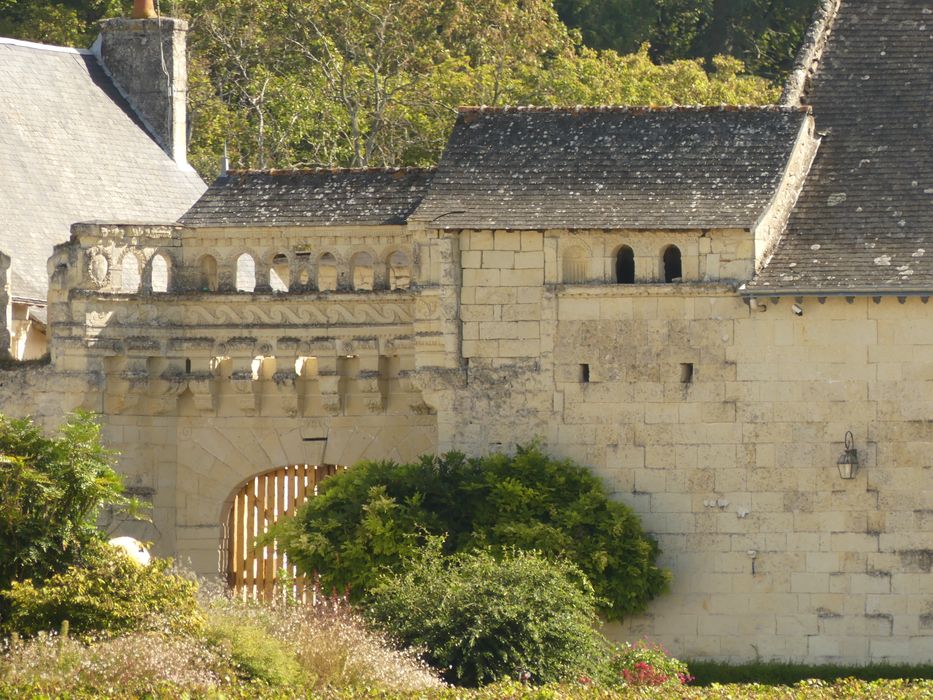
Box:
[580,363,590,383]
[680,362,694,384]
[663,245,682,283]
[151,253,170,293]
[615,245,635,284]
[270,253,290,292]
[236,253,256,292]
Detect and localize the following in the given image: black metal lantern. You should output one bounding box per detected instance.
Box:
[836,431,859,479]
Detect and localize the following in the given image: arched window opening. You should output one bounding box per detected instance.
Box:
[151,253,170,293]
[199,255,218,292]
[351,252,374,291]
[388,251,411,290]
[270,253,290,293]
[662,245,682,283]
[562,246,587,284]
[121,254,140,293]
[615,246,635,284]
[236,253,256,292]
[318,253,337,292]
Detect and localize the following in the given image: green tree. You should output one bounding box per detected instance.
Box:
[275,445,670,621]
[0,0,128,47]
[0,412,138,598]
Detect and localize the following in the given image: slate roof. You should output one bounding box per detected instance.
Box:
[0,38,205,303]
[410,106,808,230]
[749,0,933,293]
[181,168,435,227]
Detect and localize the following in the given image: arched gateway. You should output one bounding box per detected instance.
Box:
[225,464,345,600]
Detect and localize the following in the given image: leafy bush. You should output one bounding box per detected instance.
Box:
[0,412,141,598]
[276,444,669,620]
[600,641,692,687]
[366,542,605,687]
[204,607,300,686]
[2,543,202,638]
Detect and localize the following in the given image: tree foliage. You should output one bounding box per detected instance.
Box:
[1,0,782,177]
[275,445,670,621]
[0,412,136,597]
[554,0,821,80]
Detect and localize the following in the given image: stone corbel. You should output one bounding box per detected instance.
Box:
[317,355,341,416]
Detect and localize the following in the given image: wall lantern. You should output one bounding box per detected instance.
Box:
[836,431,859,479]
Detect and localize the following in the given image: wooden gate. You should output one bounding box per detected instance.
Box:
[226,464,343,601]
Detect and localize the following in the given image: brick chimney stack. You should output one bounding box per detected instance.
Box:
[93,13,190,167]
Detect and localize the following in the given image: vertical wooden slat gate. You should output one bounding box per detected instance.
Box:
[226,464,342,601]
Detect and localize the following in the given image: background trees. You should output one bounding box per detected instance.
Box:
[1,0,807,176]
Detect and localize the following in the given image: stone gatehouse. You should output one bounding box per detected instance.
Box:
[1,0,931,664]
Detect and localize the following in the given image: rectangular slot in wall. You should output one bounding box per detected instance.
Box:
[680,362,694,384]
[580,363,590,383]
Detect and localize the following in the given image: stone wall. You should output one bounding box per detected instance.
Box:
[442,276,933,663]
[0,252,10,358]
[1,220,931,664]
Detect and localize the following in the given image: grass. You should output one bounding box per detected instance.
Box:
[688,660,933,686]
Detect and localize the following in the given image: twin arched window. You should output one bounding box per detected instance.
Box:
[564,243,683,284]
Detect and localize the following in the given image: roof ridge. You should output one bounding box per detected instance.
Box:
[0,36,92,55]
[457,105,809,114]
[779,0,842,107]
[225,166,437,176]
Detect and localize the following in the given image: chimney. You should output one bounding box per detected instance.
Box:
[93,10,190,167]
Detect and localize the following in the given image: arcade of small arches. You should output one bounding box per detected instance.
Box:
[561,242,683,285]
[113,247,413,295]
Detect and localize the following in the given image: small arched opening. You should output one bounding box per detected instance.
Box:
[562,246,587,284]
[615,245,635,284]
[270,253,290,293]
[151,253,170,293]
[351,252,374,291]
[199,255,218,292]
[236,253,256,292]
[318,253,338,292]
[662,245,682,283]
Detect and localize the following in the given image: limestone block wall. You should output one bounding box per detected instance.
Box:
[441,282,933,664]
[4,218,933,664]
[14,222,447,572]
[0,251,10,358]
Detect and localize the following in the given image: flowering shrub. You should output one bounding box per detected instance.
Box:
[601,640,693,687]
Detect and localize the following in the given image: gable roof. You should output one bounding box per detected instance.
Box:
[0,38,205,303]
[748,0,933,293]
[411,106,809,231]
[181,168,435,228]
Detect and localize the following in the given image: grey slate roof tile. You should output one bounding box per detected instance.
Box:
[180,168,435,227]
[0,39,205,303]
[749,0,933,293]
[411,106,808,230]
